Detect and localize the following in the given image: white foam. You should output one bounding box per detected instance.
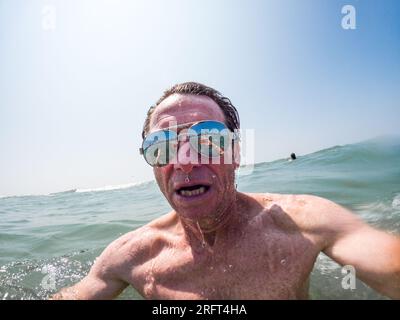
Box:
[0,192,50,199]
[75,180,153,193]
[392,194,400,210]
[356,201,392,213]
[0,180,154,199]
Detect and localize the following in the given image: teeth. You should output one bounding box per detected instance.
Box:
[180,186,206,197]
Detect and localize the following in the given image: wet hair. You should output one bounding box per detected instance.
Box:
[141,82,240,139]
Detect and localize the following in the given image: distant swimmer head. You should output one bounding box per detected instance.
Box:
[290,153,296,160]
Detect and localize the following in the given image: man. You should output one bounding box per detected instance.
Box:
[52,82,400,299]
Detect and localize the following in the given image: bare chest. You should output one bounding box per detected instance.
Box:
[130,228,319,299]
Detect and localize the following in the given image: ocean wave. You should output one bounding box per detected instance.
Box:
[392,194,400,210]
[75,180,154,193]
[0,180,155,199]
[2,135,399,199]
[354,195,400,216]
[0,192,52,200]
[48,189,77,196]
[352,196,400,232]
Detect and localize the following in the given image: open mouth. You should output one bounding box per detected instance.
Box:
[176,185,210,197]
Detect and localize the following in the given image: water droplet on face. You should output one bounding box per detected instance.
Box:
[229,264,233,269]
[280,259,286,265]
[212,175,216,179]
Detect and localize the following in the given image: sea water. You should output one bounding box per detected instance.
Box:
[1,136,399,299]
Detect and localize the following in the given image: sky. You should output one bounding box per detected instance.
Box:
[0,0,399,196]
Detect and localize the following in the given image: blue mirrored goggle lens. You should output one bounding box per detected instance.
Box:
[143,141,177,166]
[142,130,177,151]
[142,130,177,166]
[141,121,233,166]
[189,121,232,158]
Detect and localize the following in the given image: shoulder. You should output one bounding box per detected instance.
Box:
[254,192,353,223]
[276,193,360,230]
[93,211,178,278]
[282,194,363,230]
[245,192,362,244]
[244,192,333,218]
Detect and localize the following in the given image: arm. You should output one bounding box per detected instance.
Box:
[51,266,128,300]
[51,236,132,300]
[304,195,400,299]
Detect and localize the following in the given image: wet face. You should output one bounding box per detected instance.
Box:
[148,94,238,224]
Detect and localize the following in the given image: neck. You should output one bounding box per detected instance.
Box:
[179,191,240,248]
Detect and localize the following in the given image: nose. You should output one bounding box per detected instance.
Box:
[173,140,199,173]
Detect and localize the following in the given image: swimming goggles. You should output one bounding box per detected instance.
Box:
[140,120,239,167]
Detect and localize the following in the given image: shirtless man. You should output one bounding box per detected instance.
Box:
[52,82,400,300]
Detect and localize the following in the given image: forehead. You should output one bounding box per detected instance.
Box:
[149,94,226,131]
